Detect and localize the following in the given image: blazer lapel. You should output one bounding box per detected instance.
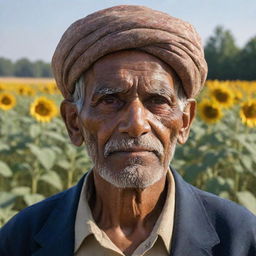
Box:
[31,168,220,255]
[170,167,220,256]
[32,174,86,256]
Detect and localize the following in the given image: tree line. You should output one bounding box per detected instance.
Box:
[205,26,256,80]
[0,26,255,80]
[0,58,52,78]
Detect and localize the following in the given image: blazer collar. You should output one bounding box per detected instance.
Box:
[170,166,220,256]
[32,173,86,256]
[32,168,220,256]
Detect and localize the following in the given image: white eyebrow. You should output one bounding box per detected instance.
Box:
[94,87,124,95]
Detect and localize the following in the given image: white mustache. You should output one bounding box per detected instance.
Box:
[104,136,164,158]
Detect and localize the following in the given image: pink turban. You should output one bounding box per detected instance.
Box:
[52,5,207,99]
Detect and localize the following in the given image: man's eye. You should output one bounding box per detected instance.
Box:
[101,95,118,104]
[149,96,169,105]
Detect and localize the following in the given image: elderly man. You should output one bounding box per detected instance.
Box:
[0,5,255,256]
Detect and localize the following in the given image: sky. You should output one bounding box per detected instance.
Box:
[1,0,256,62]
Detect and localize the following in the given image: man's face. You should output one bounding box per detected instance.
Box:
[62,50,195,188]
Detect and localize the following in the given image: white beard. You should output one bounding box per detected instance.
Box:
[83,128,177,189]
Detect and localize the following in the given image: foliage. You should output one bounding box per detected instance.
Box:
[0,58,14,77]
[205,26,239,80]
[0,78,255,226]
[205,26,256,80]
[237,37,256,80]
[0,58,52,78]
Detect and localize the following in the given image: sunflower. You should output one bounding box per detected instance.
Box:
[0,92,16,111]
[233,89,243,103]
[16,84,28,95]
[198,100,223,124]
[240,99,256,128]
[30,97,58,122]
[210,86,234,108]
[16,84,36,96]
[0,84,5,91]
[25,87,36,97]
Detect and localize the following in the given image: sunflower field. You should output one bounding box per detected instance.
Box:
[0,77,256,226]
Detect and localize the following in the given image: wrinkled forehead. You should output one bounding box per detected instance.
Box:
[86,50,178,86]
[95,50,175,73]
[81,50,180,100]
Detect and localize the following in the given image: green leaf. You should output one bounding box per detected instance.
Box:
[0,192,16,208]
[29,124,41,138]
[0,143,10,151]
[236,135,256,155]
[204,176,230,195]
[0,207,18,226]
[12,186,31,196]
[39,171,63,191]
[66,144,77,158]
[28,144,56,170]
[202,152,222,167]
[183,164,206,182]
[45,131,66,142]
[57,160,70,170]
[0,161,13,177]
[237,191,256,215]
[233,163,244,173]
[219,191,230,200]
[23,194,45,206]
[51,146,63,155]
[240,155,252,170]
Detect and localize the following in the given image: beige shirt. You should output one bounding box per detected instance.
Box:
[74,170,175,256]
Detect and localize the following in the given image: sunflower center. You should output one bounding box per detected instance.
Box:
[1,96,11,105]
[35,103,51,116]
[214,89,228,102]
[204,105,218,118]
[243,104,256,118]
[19,88,25,94]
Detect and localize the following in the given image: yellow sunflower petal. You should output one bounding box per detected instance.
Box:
[198,100,223,124]
[30,97,58,122]
[209,85,234,108]
[0,92,16,111]
[240,99,256,128]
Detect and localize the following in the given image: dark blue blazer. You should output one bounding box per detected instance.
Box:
[0,168,255,256]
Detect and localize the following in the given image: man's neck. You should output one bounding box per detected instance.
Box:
[90,170,168,234]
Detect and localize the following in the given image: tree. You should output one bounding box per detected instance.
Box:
[237,36,256,80]
[14,58,35,77]
[0,57,14,76]
[205,26,240,80]
[34,61,52,77]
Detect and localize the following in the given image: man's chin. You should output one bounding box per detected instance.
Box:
[96,164,165,189]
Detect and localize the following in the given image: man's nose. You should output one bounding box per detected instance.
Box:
[118,99,151,137]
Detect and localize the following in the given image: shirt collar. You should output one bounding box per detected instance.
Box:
[74,169,175,253]
[74,169,95,252]
[156,169,175,252]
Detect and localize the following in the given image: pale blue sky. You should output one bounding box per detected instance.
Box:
[1,0,256,62]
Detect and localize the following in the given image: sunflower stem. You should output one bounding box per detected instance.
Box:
[67,156,75,188]
[233,114,242,194]
[31,131,41,194]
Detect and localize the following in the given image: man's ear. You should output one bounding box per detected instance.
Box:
[177,99,196,145]
[60,99,84,146]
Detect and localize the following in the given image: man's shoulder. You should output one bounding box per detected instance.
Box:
[0,185,78,255]
[172,168,256,225]
[5,190,65,225]
[0,172,86,233]
[190,184,256,236]
[0,189,67,237]
[193,185,255,218]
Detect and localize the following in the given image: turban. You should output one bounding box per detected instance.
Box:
[52,5,207,99]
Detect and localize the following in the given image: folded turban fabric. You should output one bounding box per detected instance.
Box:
[52,5,207,99]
